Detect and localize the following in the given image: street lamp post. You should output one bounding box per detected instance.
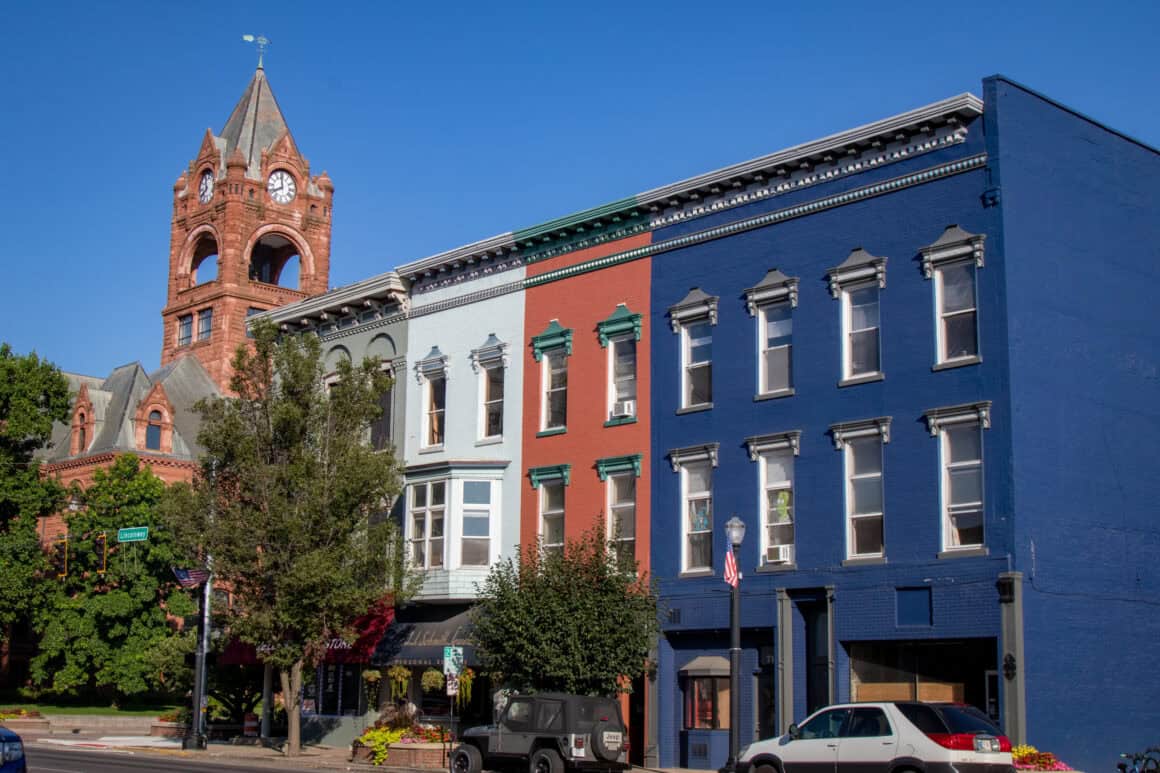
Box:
[721,516,746,773]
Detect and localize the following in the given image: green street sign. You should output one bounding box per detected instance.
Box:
[117,527,149,543]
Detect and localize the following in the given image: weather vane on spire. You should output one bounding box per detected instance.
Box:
[242,34,270,69]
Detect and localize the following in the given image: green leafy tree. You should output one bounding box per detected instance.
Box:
[162,320,417,756]
[472,521,660,697]
[31,454,198,699]
[0,344,71,678]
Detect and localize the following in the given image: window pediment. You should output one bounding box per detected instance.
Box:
[597,305,642,347]
[829,417,891,449]
[596,454,643,480]
[745,430,801,461]
[528,463,571,488]
[827,248,887,298]
[531,320,573,361]
[470,334,508,372]
[668,442,719,472]
[923,401,991,435]
[745,269,799,315]
[668,287,718,332]
[414,346,448,383]
[920,224,985,278]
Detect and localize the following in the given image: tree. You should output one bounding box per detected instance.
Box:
[30,454,198,699]
[162,321,417,756]
[0,344,71,683]
[471,521,660,697]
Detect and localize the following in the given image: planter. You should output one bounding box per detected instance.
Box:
[0,718,51,734]
[150,720,188,738]
[351,741,450,768]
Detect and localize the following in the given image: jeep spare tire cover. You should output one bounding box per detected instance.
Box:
[591,718,623,761]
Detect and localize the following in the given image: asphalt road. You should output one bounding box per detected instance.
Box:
[25,746,336,773]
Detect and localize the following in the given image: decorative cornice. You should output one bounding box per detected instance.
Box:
[413,346,448,384]
[923,401,992,435]
[528,463,571,488]
[745,430,802,461]
[595,454,643,480]
[745,269,799,315]
[596,304,642,347]
[668,288,718,332]
[827,248,888,298]
[829,417,892,450]
[531,320,573,361]
[469,334,509,373]
[668,443,720,472]
[920,224,986,278]
[404,459,511,477]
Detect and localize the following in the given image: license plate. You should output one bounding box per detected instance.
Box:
[603,731,622,749]
[974,736,999,753]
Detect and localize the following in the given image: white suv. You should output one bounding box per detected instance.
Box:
[736,701,1013,773]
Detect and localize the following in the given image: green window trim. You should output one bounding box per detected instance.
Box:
[528,463,571,488]
[596,454,643,481]
[597,304,643,347]
[604,416,638,428]
[536,427,567,438]
[531,320,573,361]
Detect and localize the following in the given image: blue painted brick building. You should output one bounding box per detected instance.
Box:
[647,76,1158,772]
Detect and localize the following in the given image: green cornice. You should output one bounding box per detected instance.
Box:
[596,454,643,481]
[597,304,642,347]
[531,320,573,361]
[513,195,651,267]
[528,463,571,488]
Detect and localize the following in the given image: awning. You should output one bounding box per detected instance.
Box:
[371,607,477,667]
[218,601,395,666]
[680,655,730,677]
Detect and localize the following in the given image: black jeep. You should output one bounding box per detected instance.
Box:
[451,693,629,773]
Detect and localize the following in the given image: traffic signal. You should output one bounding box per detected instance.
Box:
[94,531,107,574]
[52,536,68,579]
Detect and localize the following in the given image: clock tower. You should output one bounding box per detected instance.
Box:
[161,65,334,391]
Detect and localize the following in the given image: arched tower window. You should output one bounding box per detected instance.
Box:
[248,233,301,289]
[191,233,219,284]
[77,413,87,453]
[145,410,163,451]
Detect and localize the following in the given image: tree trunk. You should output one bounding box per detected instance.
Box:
[279,660,304,756]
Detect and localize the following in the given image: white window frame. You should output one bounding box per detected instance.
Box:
[408,479,446,570]
[606,472,637,563]
[757,302,794,397]
[415,348,449,451]
[460,479,495,568]
[471,335,508,443]
[606,335,638,420]
[670,444,719,573]
[831,418,891,560]
[925,402,991,553]
[827,248,887,386]
[747,431,801,567]
[921,225,985,368]
[841,282,882,382]
[539,479,566,555]
[680,318,714,410]
[540,349,568,432]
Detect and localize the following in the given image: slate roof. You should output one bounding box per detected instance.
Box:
[219,67,292,181]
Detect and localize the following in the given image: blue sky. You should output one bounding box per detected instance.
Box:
[2,0,1157,376]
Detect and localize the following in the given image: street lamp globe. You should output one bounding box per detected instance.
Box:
[725,516,746,549]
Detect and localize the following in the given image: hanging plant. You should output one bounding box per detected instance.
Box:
[387,665,411,701]
[421,667,445,693]
[457,667,475,709]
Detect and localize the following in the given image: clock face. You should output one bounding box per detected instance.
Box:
[267,170,297,204]
[198,171,214,204]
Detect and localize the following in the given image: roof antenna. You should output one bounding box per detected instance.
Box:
[242,34,270,69]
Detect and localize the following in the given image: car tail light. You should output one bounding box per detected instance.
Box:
[998,736,1012,752]
[926,733,979,750]
[623,740,631,753]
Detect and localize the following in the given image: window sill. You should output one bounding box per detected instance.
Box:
[475,436,503,447]
[755,562,797,573]
[418,445,444,455]
[676,403,713,415]
[841,555,887,567]
[755,389,795,402]
[838,372,885,388]
[678,568,715,579]
[536,427,567,438]
[604,416,638,427]
[932,355,982,372]
[938,546,989,559]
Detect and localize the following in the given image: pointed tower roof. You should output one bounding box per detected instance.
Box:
[219,68,293,178]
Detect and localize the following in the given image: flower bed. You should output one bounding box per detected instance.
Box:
[352,722,454,766]
[1013,744,1073,771]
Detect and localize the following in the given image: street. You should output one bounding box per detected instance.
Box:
[25,745,343,773]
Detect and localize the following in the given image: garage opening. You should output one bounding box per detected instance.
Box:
[847,638,998,719]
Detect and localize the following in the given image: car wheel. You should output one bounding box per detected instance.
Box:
[452,744,483,773]
[591,719,624,761]
[756,763,781,773]
[530,747,564,773]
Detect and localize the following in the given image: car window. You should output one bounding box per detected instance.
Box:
[935,705,1002,734]
[536,700,565,731]
[504,699,533,731]
[896,703,946,734]
[576,698,619,729]
[844,707,891,737]
[798,708,850,739]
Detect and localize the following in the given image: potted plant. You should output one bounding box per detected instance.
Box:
[457,667,475,708]
[421,667,445,693]
[387,665,411,701]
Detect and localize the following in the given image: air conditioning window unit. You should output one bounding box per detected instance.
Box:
[611,399,636,418]
[766,544,793,564]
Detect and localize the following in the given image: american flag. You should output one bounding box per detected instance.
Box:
[173,567,210,588]
[724,548,740,588]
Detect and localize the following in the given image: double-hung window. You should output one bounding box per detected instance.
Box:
[597,454,643,566]
[746,269,799,397]
[921,225,985,368]
[828,248,887,385]
[370,366,394,452]
[415,347,448,449]
[145,410,163,451]
[747,432,800,566]
[177,314,193,347]
[925,402,991,553]
[670,444,719,573]
[532,321,572,434]
[598,304,643,422]
[530,465,570,556]
[409,480,446,569]
[472,334,507,441]
[461,480,493,566]
[831,418,891,560]
[197,307,213,341]
[669,289,718,411]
